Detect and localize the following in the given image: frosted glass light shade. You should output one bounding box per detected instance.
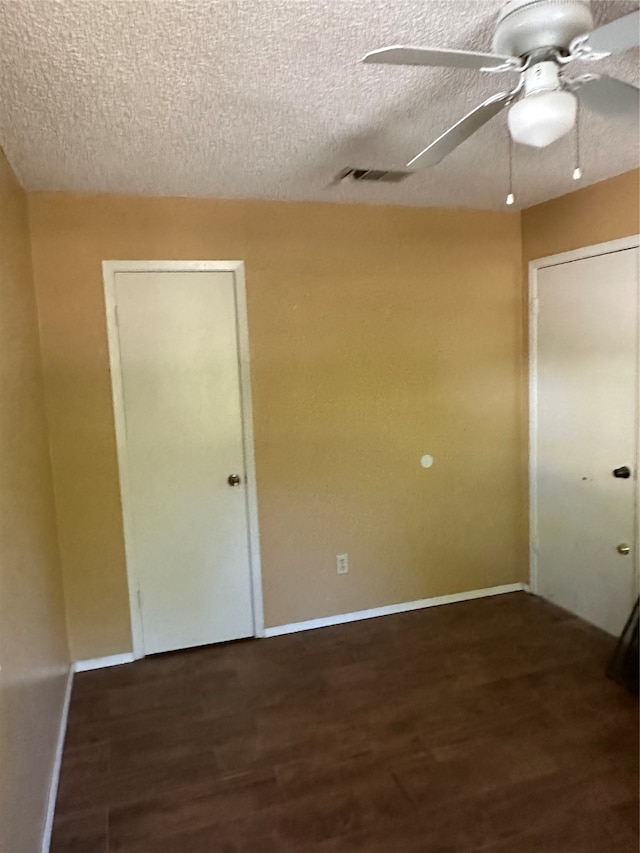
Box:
[508,90,577,148]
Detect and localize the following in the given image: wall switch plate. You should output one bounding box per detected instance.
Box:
[336,553,349,574]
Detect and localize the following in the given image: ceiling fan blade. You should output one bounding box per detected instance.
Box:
[362,46,520,71]
[582,10,640,56]
[576,75,639,123]
[407,91,513,169]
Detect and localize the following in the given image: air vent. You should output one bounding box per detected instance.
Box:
[337,167,412,183]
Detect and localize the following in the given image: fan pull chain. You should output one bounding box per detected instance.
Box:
[572,102,582,181]
[506,133,515,205]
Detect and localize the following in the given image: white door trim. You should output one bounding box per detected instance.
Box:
[528,235,640,271]
[103,260,264,659]
[528,235,640,596]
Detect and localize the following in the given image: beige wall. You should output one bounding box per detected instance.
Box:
[0,151,69,851]
[522,169,639,262]
[28,192,527,660]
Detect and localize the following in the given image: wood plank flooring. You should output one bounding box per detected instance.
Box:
[51,592,639,852]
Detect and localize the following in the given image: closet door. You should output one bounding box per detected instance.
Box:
[113,270,255,655]
[533,247,639,635]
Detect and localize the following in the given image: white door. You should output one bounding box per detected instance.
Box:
[114,270,254,655]
[533,247,639,636]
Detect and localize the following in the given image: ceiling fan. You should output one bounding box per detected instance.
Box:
[362,0,640,168]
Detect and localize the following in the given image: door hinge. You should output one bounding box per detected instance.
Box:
[137,587,142,611]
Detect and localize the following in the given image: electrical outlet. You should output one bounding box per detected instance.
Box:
[336,553,349,574]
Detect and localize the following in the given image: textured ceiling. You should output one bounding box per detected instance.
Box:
[0,0,638,210]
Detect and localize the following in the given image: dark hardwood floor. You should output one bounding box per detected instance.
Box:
[51,592,639,853]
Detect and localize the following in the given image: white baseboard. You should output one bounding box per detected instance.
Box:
[73,652,135,672]
[264,582,528,638]
[41,666,73,853]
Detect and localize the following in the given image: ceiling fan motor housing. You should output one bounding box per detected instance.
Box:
[492,0,594,57]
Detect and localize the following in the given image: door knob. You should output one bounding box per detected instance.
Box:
[227,474,241,487]
[617,544,631,555]
[613,466,631,479]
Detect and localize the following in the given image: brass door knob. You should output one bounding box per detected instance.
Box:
[617,544,631,555]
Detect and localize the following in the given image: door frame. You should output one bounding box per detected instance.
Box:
[528,234,640,597]
[102,260,265,659]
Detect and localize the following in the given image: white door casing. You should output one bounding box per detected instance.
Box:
[103,261,264,658]
[529,238,640,636]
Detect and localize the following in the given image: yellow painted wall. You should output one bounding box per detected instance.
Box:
[28,193,526,660]
[522,169,639,262]
[0,151,69,852]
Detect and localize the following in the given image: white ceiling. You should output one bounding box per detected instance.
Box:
[0,0,638,210]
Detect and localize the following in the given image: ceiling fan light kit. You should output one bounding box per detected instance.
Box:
[509,88,577,147]
[508,62,578,148]
[362,0,639,169]
[508,61,578,147]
